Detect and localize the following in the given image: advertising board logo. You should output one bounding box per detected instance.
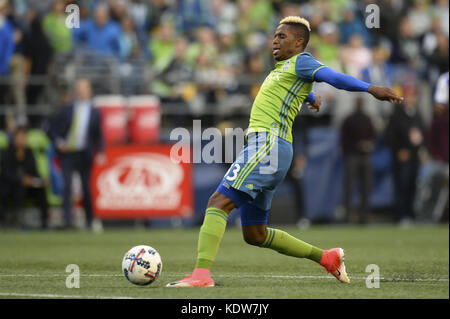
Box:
[137,111,160,129]
[96,153,183,210]
[105,110,127,128]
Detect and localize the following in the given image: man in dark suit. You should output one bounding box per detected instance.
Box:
[48,78,105,229]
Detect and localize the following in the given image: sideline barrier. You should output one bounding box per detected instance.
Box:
[91,144,193,219]
[93,95,128,145]
[128,95,160,144]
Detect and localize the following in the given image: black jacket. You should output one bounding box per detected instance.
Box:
[47,102,104,161]
[341,110,375,156]
[384,104,426,157]
[0,146,39,186]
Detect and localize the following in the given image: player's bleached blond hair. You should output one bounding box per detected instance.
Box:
[279,16,311,32]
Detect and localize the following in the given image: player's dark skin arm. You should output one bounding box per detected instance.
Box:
[368,85,404,104]
[315,68,404,104]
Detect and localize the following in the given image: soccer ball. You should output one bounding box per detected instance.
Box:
[122,245,162,286]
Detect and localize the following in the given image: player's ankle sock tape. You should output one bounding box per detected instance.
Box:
[261,228,323,263]
[195,208,229,269]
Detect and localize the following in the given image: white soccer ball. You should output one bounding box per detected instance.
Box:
[122,245,163,286]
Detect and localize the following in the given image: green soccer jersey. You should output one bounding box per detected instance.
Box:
[248,52,326,143]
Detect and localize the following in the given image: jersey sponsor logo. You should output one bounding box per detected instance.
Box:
[262,71,281,86]
[282,60,291,72]
[105,110,127,129]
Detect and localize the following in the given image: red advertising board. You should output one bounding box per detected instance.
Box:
[128,95,160,144]
[91,144,193,219]
[93,95,128,145]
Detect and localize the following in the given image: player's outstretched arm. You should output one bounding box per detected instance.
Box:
[314,67,403,104]
[367,85,404,104]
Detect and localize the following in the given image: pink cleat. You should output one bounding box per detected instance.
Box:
[166,268,215,287]
[320,248,350,283]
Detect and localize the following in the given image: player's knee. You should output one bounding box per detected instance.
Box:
[207,192,222,207]
[207,191,236,212]
[243,230,267,247]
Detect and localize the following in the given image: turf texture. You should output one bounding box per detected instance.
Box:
[0,224,448,299]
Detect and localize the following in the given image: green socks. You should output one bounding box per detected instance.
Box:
[261,228,323,263]
[194,207,229,269]
[194,208,322,270]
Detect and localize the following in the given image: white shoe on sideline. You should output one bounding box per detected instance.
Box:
[296,218,311,229]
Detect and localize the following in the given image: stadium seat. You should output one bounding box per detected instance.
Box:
[0,130,9,150]
[26,129,62,207]
[0,131,9,176]
[26,129,51,179]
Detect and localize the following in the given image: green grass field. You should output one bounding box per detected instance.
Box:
[0,224,448,299]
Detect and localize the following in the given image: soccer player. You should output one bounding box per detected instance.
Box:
[167,16,403,287]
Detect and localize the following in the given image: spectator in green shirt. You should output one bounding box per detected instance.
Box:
[42,0,73,53]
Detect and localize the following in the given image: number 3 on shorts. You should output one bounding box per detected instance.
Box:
[225,164,241,181]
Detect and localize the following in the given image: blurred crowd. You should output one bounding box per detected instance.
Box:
[0,0,447,124]
[0,0,448,228]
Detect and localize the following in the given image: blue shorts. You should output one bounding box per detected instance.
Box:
[217,131,293,226]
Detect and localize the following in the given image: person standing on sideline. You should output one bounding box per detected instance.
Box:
[287,114,313,229]
[428,71,449,222]
[48,78,105,230]
[0,126,49,229]
[340,95,376,224]
[385,85,426,226]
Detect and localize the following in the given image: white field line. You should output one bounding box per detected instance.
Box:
[0,274,448,299]
[0,292,136,299]
[0,273,448,282]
